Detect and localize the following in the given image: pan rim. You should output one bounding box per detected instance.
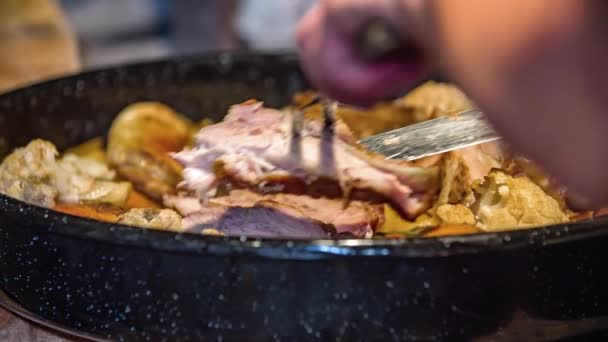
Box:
[2,192,607,259]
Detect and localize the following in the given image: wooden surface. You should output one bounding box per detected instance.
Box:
[0,0,79,92]
[0,308,82,341]
[0,1,82,341]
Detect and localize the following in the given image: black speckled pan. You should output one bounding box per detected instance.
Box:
[1,53,608,341]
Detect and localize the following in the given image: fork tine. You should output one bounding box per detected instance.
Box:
[322,98,338,129]
[292,94,319,138]
[294,94,338,134]
[292,109,304,137]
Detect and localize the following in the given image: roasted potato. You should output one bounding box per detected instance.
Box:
[107,102,194,201]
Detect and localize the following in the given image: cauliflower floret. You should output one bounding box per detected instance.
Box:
[55,153,131,205]
[472,171,568,232]
[59,154,115,180]
[117,208,182,231]
[0,139,131,208]
[0,140,60,207]
[503,156,568,210]
[436,204,476,225]
[395,82,504,209]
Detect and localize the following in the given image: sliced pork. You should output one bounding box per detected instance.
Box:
[165,190,384,238]
[173,101,439,219]
[182,205,330,239]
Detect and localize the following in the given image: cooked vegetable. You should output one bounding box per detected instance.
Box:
[117,208,182,231]
[54,203,123,223]
[107,102,193,201]
[0,82,578,238]
[56,154,131,206]
[504,155,568,210]
[396,81,473,122]
[436,204,476,225]
[377,205,438,236]
[64,137,107,164]
[471,170,569,232]
[423,224,481,237]
[126,190,162,209]
[0,139,59,207]
[0,139,131,208]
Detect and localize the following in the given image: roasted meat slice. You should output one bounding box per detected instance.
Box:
[174,101,439,219]
[182,205,330,239]
[165,189,384,238]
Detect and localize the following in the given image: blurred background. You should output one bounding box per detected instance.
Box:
[62,0,316,67]
[0,0,315,91]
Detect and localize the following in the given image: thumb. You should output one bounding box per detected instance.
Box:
[297,0,433,105]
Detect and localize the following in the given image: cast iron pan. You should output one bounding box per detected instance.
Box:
[1,52,608,341]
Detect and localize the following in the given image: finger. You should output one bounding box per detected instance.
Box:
[431,0,608,205]
[297,2,431,105]
[316,24,430,105]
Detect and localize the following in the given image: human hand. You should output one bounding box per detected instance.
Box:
[296,0,433,106]
[297,0,608,206]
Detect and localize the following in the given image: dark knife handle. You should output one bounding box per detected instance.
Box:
[355,19,447,100]
[356,19,418,61]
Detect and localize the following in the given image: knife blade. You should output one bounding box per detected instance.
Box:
[358,109,501,161]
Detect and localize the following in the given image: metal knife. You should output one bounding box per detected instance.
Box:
[315,22,501,160]
[358,109,501,161]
